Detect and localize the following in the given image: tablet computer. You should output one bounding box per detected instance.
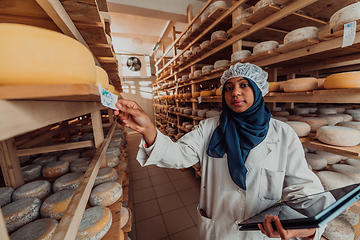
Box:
[238,183,360,231]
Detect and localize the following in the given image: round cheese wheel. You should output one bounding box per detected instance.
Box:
[316,114,344,126]
[192,109,198,116]
[323,217,355,240]
[191,23,200,32]
[89,182,122,207]
[9,218,58,240]
[283,26,319,45]
[286,121,311,137]
[185,124,194,130]
[200,91,214,97]
[214,60,230,69]
[333,107,346,113]
[290,108,310,115]
[0,24,96,86]
[330,2,360,32]
[305,153,327,170]
[182,75,189,82]
[324,71,360,89]
[191,46,200,54]
[95,66,109,90]
[0,187,14,207]
[70,157,92,173]
[94,167,118,187]
[119,207,130,229]
[253,41,279,55]
[21,165,42,182]
[211,30,227,41]
[316,126,360,147]
[206,110,221,118]
[336,114,353,122]
[316,108,337,115]
[233,12,252,26]
[278,81,285,91]
[340,209,359,226]
[59,151,80,163]
[268,82,280,92]
[254,0,276,12]
[182,122,191,127]
[40,189,75,220]
[286,115,302,121]
[210,1,227,13]
[32,155,57,167]
[197,110,209,118]
[107,147,120,159]
[315,150,342,165]
[81,149,97,158]
[231,50,251,62]
[298,117,328,132]
[345,109,360,120]
[53,172,84,192]
[2,197,41,232]
[200,40,211,49]
[202,65,214,73]
[107,156,119,168]
[109,137,123,147]
[118,162,127,172]
[216,89,222,96]
[194,70,202,77]
[183,93,192,99]
[76,206,112,240]
[272,111,289,116]
[80,133,94,141]
[12,180,51,201]
[316,171,356,191]
[330,164,360,182]
[283,77,318,92]
[344,158,360,168]
[42,160,69,178]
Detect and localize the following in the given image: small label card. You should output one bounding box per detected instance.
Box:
[198,96,202,104]
[97,82,118,110]
[342,21,356,48]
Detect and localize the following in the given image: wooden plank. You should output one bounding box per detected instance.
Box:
[0,138,24,188]
[0,100,104,142]
[303,140,360,160]
[208,6,229,20]
[247,4,280,24]
[0,13,61,32]
[319,25,360,40]
[17,140,94,156]
[228,20,253,36]
[0,84,100,101]
[52,122,116,240]
[75,21,107,44]
[241,50,279,63]
[274,38,319,54]
[91,110,107,168]
[0,208,10,240]
[59,0,102,22]
[17,128,61,149]
[88,43,114,57]
[96,0,108,12]
[0,0,51,18]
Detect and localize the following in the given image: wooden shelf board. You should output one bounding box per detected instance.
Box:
[299,133,316,143]
[227,20,253,36]
[0,84,100,102]
[242,50,280,63]
[303,140,360,160]
[247,4,280,24]
[177,125,190,133]
[274,38,319,54]
[208,6,229,20]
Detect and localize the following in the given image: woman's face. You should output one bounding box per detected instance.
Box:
[223,77,254,113]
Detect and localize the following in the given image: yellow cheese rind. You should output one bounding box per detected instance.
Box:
[324,71,360,89]
[40,189,75,220]
[89,182,122,207]
[10,218,58,240]
[283,77,318,92]
[0,23,96,85]
[95,66,109,90]
[42,160,69,178]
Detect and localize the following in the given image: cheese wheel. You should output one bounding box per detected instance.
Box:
[53,172,84,192]
[118,162,128,172]
[272,111,289,116]
[290,108,310,115]
[286,121,311,137]
[206,110,221,118]
[268,82,280,92]
[70,157,92,173]
[109,137,123,147]
[216,89,222,96]
[344,158,360,168]
[336,114,353,122]
[0,24,96,86]
[202,65,214,73]
[89,182,122,207]
[200,40,211,49]
[9,218,58,240]
[197,110,209,118]
[181,75,189,82]
[211,30,227,41]
[345,109,360,120]
[254,0,276,12]
[298,117,328,132]
[323,217,355,240]
[107,147,121,159]
[40,189,75,220]
[315,150,342,165]
[0,187,14,207]
[32,155,57,167]
[43,150,64,158]
[330,164,360,182]
[191,23,200,31]
[194,70,202,77]
[94,167,118,187]
[286,115,302,121]
[324,71,360,89]
[21,165,42,182]
[308,107,318,113]
[119,207,130,229]
[340,209,359,226]
[12,180,51,201]
[183,108,192,114]
[233,12,252,26]
[214,60,230,69]
[316,114,344,126]
[231,50,251,62]
[336,121,360,132]
[253,41,279,55]
[191,46,200,54]
[2,197,41,232]
[200,91,214,97]
[107,156,119,168]
[59,151,80,163]
[80,133,94,141]
[283,77,318,92]
[316,126,360,147]
[333,107,346,113]
[316,108,337,115]
[192,109,198,116]
[316,171,356,191]
[76,206,112,240]
[210,1,227,12]
[42,160,69,178]
[278,81,285,91]
[330,2,360,32]
[305,153,327,170]
[95,66,109,90]
[283,26,319,45]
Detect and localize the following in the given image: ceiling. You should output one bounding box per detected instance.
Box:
[106,0,229,60]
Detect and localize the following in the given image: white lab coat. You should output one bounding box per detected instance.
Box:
[137,117,333,240]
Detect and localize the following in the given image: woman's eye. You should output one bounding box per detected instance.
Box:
[240,83,249,88]
[225,87,232,91]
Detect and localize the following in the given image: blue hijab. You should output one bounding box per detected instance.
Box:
[206,78,271,190]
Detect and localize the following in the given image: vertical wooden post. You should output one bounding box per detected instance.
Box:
[91,109,107,168]
[107,109,114,124]
[172,26,177,61]
[232,1,243,52]
[187,4,193,23]
[0,138,24,188]
[60,121,71,142]
[162,45,166,69]
[0,208,9,240]
[286,72,295,111]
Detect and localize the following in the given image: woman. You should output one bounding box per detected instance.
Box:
[114,63,332,240]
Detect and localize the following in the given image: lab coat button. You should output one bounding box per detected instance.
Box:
[237,188,242,193]
[235,221,240,225]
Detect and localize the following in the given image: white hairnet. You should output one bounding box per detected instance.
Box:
[219,62,269,96]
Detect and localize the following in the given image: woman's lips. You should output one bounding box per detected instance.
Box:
[232,99,245,106]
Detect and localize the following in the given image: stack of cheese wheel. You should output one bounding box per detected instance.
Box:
[0,23,96,86]
[9,218,58,240]
[330,2,360,32]
[89,182,122,207]
[12,180,51,201]
[95,66,109,89]
[40,189,76,220]
[324,71,360,89]
[283,26,319,46]
[76,206,112,239]
[316,126,360,147]
[283,77,318,92]
[0,187,14,207]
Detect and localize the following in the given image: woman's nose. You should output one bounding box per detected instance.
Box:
[232,86,242,97]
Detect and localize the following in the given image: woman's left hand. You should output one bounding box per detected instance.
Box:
[258,215,316,240]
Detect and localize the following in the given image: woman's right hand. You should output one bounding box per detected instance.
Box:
[114,99,157,146]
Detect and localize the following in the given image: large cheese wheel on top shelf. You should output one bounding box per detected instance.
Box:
[9,218,58,240]
[316,126,360,147]
[330,2,360,32]
[12,180,51,201]
[40,188,75,220]
[283,77,318,92]
[0,24,96,85]
[324,71,360,89]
